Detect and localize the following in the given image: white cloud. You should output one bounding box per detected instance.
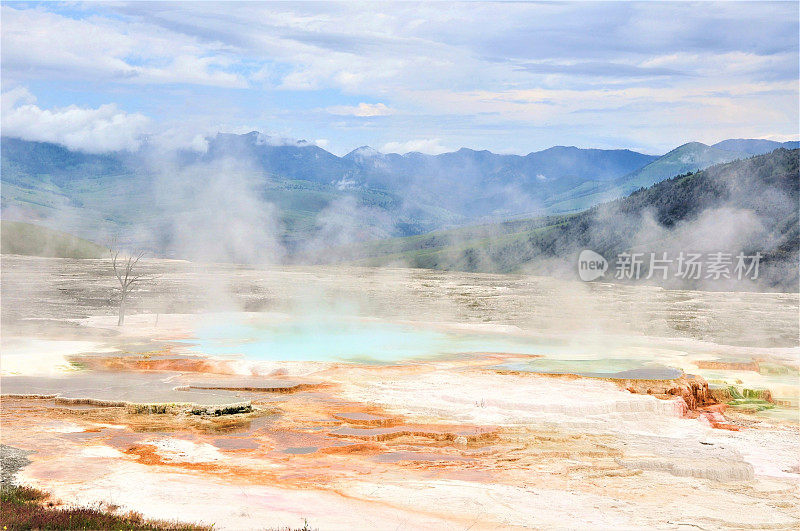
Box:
[1,92,150,153]
[327,103,395,117]
[382,138,450,155]
[1,86,37,108]
[151,128,210,154]
[253,132,316,147]
[0,6,247,88]
[135,55,245,88]
[1,3,796,154]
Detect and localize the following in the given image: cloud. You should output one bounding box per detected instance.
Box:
[134,55,245,88]
[1,91,150,153]
[252,132,318,148]
[0,6,247,88]
[382,138,450,155]
[1,86,36,108]
[516,61,686,79]
[1,2,797,154]
[327,103,395,117]
[150,128,210,154]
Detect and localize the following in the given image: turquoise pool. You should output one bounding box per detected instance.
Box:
[184,316,549,363]
[183,316,684,381]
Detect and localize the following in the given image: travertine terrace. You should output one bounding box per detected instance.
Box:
[1,255,799,529]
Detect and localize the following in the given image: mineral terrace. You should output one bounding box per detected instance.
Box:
[1,255,799,529]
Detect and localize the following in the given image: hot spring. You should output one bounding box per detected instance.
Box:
[182,314,684,380]
[184,314,548,363]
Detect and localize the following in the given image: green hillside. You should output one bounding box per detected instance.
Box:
[0,221,107,258]
[336,215,574,270]
[613,142,746,193]
[535,142,749,214]
[345,149,799,290]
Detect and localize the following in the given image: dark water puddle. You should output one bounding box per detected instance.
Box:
[330,426,399,437]
[493,358,682,380]
[267,430,349,451]
[334,412,385,421]
[104,431,173,449]
[59,430,105,442]
[213,437,261,450]
[373,451,474,463]
[282,446,318,454]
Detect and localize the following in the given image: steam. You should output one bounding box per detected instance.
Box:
[3,128,796,299]
[148,155,284,265]
[334,150,798,292]
[2,139,796,366]
[297,196,394,263]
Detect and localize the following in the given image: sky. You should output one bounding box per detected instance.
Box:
[1,1,798,156]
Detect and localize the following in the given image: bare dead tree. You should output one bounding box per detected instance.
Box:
[111,247,146,326]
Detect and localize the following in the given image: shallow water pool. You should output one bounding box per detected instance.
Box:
[185,316,686,381]
[493,358,683,380]
[185,316,549,363]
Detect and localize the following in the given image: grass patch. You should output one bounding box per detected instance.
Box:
[189,403,253,416]
[67,361,89,371]
[1,484,210,530]
[727,399,775,411]
[126,403,187,415]
[0,220,107,258]
[757,363,798,376]
[724,386,776,411]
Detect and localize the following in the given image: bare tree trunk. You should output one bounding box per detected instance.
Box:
[118,293,126,326]
[111,247,146,326]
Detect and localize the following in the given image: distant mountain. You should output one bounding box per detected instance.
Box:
[344,146,404,168]
[358,143,654,191]
[201,132,360,186]
[0,136,414,255]
[544,141,762,214]
[0,136,132,184]
[199,134,656,203]
[338,143,657,222]
[348,148,799,291]
[521,145,657,183]
[1,134,658,249]
[2,133,793,264]
[613,142,747,194]
[712,139,799,155]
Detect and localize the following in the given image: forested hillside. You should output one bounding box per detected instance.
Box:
[348,149,799,290]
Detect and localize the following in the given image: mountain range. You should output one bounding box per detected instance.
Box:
[1,133,796,258]
[345,148,799,291]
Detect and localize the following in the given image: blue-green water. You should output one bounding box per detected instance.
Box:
[185,317,548,363]
[185,317,682,381]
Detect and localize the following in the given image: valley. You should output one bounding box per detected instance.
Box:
[3,134,796,255]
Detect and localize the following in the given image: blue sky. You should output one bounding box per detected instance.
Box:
[1,1,798,155]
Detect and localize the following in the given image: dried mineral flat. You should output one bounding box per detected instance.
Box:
[1,257,798,529]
